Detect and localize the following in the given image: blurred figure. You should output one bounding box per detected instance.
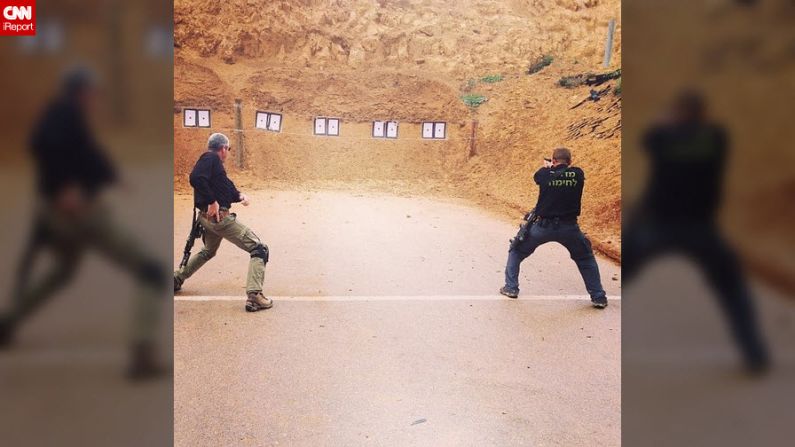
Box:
[623,90,769,373]
[0,67,167,379]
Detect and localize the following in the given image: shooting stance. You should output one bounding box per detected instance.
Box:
[0,67,167,379]
[623,91,769,372]
[174,133,272,312]
[501,147,608,308]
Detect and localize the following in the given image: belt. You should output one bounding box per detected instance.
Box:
[536,216,578,225]
[199,208,231,222]
[537,216,577,220]
[198,204,230,212]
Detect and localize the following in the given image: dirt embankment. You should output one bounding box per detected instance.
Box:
[175,0,620,72]
[174,0,622,260]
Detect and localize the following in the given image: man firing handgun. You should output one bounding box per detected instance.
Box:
[501,147,608,308]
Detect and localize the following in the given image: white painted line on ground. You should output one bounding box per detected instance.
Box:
[174,295,621,302]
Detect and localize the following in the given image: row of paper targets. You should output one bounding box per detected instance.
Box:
[182,109,447,140]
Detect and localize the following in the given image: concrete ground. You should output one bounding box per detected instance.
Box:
[173,190,622,446]
[0,164,174,447]
[623,259,795,447]
[172,190,622,298]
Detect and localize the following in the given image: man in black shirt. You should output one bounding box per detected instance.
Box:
[173,133,273,312]
[623,92,768,372]
[501,147,608,308]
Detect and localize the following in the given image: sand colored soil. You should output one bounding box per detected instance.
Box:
[621,3,795,294]
[174,0,622,260]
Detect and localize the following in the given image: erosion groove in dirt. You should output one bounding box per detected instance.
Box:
[174,0,621,70]
[174,0,622,260]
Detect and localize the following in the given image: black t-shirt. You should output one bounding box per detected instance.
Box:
[533,164,585,219]
[189,151,241,209]
[642,122,726,220]
[29,97,117,200]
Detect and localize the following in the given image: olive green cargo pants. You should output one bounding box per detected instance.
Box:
[9,204,164,345]
[174,211,266,294]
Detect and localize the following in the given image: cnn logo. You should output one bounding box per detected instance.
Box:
[1,1,36,36]
[3,6,32,20]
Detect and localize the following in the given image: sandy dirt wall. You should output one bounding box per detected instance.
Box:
[173,0,621,73]
[173,84,622,261]
[176,109,474,185]
[463,74,621,258]
[244,118,471,183]
[173,0,623,260]
[174,109,238,184]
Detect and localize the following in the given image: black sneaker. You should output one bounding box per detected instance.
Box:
[744,355,771,378]
[499,287,519,299]
[0,316,15,349]
[126,342,168,381]
[591,296,608,309]
[173,275,183,292]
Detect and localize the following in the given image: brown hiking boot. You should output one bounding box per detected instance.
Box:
[246,291,273,312]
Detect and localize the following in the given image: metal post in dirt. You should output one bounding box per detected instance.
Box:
[469,120,478,158]
[234,99,244,169]
[603,19,616,68]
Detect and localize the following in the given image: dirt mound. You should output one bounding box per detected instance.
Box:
[174,58,235,112]
[459,65,621,258]
[241,68,470,122]
[175,0,620,71]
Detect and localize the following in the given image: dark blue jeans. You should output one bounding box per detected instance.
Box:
[504,221,606,299]
[623,217,768,367]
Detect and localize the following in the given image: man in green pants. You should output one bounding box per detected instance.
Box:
[1,67,167,379]
[174,132,272,312]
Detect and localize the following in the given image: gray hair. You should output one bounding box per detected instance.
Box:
[207,132,230,151]
[61,64,98,98]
